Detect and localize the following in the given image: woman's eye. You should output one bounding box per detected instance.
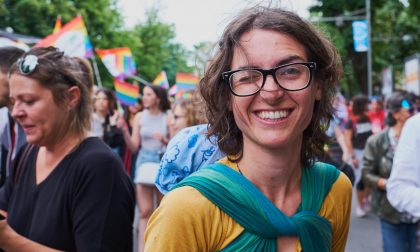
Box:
[283,67,301,75]
[24,100,35,105]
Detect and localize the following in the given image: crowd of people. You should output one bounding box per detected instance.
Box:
[0,5,420,252]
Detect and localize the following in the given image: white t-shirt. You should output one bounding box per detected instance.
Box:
[387,113,420,218]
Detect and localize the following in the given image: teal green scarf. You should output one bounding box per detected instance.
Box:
[174,162,339,252]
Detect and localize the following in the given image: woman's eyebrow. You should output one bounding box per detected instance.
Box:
[235,55,307,70]
[275,55,307,66]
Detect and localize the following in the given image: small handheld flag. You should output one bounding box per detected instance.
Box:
[35,15,93,58]
[96,47,136,78]
[53,15,62,34]
[113,78,140,106]
[152,71,169,89]
[176,72,199,90]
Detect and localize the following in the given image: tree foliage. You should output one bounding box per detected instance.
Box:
[131,8,193,85]
[1,1,194,88]
[310,0,420,97]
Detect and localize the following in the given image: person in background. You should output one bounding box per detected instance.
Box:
[121,98,143,179]
[0,47,135,251]
[326,93,350,164]
[367,97,385,135]
[362,91,417,252]
[91,88,126,160]
[145,6,352,251]
[168,98,206,138]
[0,47,26,188]
[344,94,372,217]
[387,106,420,252]
[118,84,170,252]
[155,124,225,194]
[156,95,217,194]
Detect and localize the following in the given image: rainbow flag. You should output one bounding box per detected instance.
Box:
[176,72,199,90]
[114,78,139,106]
[168,84,178,96]
[53,15,62,34]
[96,48,136,78]
[152,71,169,89]
[175,90,194,100]
[35,15,93,58]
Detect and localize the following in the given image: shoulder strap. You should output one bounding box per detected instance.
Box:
[13,144,34,185]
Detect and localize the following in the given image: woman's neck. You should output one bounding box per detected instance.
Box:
[392,121,404,140]
[96,110,107,118]
[43,130,86,156]
[147,106,161,115]
[238,138,302,202]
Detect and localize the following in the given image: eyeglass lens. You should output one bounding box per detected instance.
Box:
[229,64,311,96]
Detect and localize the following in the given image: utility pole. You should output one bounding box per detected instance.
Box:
[366,0,372,97]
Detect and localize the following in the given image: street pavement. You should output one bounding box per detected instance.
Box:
[345,190,382,252]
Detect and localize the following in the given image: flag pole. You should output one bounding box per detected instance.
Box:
[91,57,103,87]
[127,75,150,87]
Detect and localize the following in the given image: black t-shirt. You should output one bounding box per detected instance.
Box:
[0,137,135,251]
[345,117,373,150]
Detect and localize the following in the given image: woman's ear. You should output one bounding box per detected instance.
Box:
[67,86,81,110]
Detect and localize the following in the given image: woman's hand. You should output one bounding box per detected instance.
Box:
[116,115,127,130]
[0,210,12,248]
[351,156,359,169]
[0,210,63,251]
[152,132,168,145]
[0,209,7,220]
[109,111,120,126]
[377,178,387,190]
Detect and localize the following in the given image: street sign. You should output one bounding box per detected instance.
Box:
[352,20,368,52]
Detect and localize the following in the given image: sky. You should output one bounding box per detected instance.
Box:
[117,0,316,50]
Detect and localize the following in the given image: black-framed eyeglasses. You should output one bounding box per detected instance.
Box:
[222,62,316,97]
[17,55,38,75]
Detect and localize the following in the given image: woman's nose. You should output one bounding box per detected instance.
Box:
[11,103,25,119]
[259,75,285,101]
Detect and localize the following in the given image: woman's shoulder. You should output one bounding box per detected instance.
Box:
[331,172,353,195]
[164,186,216,212]
[146,185,243,250]
[77,137,112,153]
[72,137,123,168]
[311,162,352,206]
[318,172,352,252]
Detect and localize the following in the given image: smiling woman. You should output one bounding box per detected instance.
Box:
[145,6,352,252]
[0,47,135,252]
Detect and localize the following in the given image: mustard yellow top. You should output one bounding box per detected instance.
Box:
[145,158,352,252]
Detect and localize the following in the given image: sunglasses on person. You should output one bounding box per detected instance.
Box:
[17,55,38,75]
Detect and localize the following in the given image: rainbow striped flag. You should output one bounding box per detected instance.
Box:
[152,71,169,89]
[168,84,178,96]
[175,90,194,100]
[176,72,199,90]
[35,15,93,58]
[96,48,136,78]
[52,15,62,34]
[114,78,139,106]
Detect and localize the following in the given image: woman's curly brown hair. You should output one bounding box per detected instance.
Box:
[199,6,342,167]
